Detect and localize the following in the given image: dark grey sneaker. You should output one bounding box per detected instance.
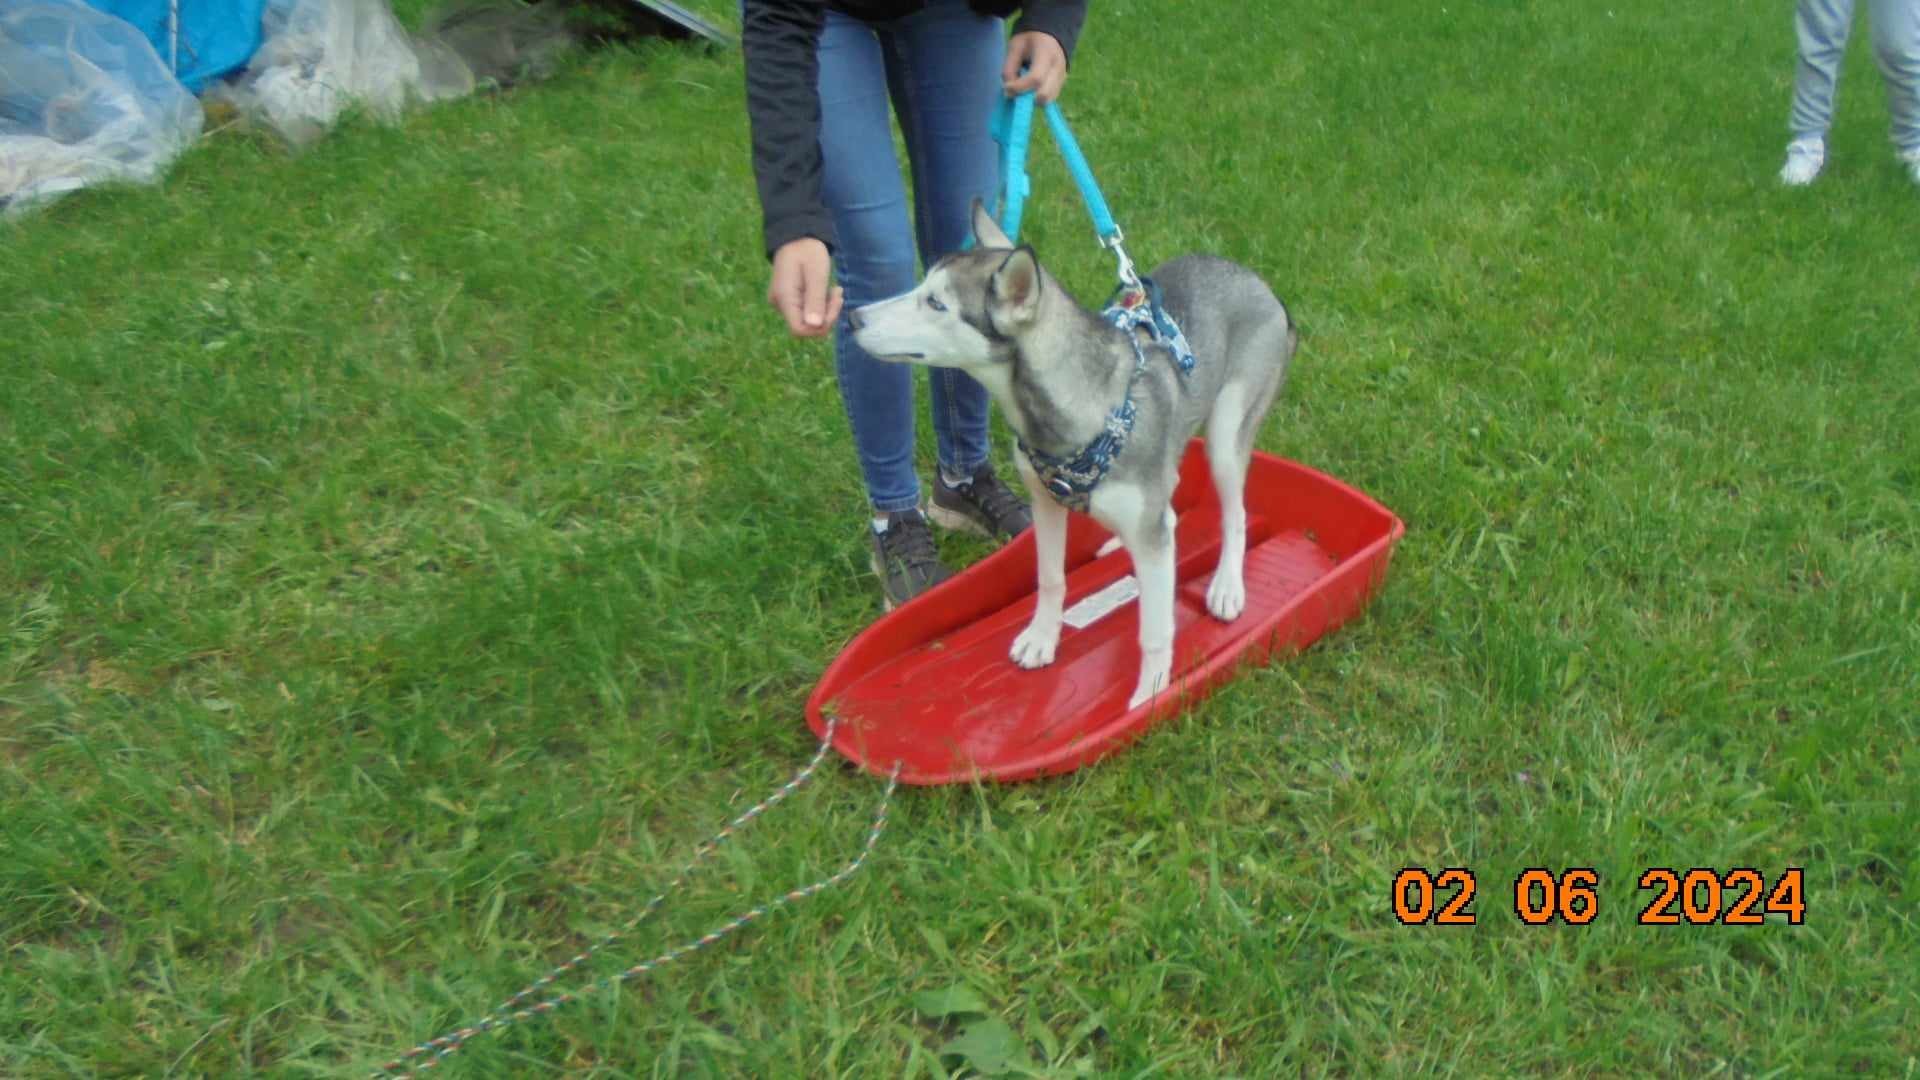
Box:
[869,508,952,610]
[928,463,1032,541]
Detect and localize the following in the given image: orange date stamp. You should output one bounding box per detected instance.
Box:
[1392,867,1806,926]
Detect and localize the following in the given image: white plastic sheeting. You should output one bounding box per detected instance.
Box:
[209,0,478,147]
[1,0,204,216]
[3,0,578,215]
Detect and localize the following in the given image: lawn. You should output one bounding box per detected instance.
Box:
[3,0,1916,1075]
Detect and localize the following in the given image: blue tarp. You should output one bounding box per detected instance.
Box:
[1,0,204,215]
[84,0,268,93]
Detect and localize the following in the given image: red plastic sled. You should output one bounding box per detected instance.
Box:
[806,441,1405,785]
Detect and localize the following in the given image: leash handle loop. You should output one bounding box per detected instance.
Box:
[989,91,1036,243]
[985,92,1140,287]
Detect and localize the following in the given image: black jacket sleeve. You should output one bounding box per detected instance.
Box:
[742,0,835,261]
[1010,1,1085,65]
[742,1,1090,262]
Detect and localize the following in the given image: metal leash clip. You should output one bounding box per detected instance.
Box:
[1103,226,1142,290]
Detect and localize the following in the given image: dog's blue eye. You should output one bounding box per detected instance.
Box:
[927,296,947,312]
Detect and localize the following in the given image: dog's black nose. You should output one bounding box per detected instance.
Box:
[847,308,865,331]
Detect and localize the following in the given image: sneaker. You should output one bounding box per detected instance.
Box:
[869,508,951,610]
[1900,147,1920,185]
[1779,137,1825,186]
[929,462,1033,541]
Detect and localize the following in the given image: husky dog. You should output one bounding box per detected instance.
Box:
[848,201,1296,709]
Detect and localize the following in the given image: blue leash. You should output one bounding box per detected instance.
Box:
[987,91,1036,243]
[979,91,1141,288]
[975,91,1203,511]
[1039,98,1119,244]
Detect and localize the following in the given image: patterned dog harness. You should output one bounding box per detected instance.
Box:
[1019,278,1197,513]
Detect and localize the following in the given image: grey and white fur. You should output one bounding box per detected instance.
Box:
[849,201,1296,709]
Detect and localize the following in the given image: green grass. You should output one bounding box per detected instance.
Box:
[4,0,1917,1075]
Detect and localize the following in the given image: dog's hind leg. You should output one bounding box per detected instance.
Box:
[1234,318,1295,462]
[1095,514,1169,560]
[1010,462,1069,670]
[1203,383,1252,622]
[1205,316,1295,622]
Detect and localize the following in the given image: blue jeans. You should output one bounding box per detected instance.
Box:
[818,1,1005,513]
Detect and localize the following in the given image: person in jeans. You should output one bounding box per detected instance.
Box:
[742,0,1087,609]
[1779,0,1920,185]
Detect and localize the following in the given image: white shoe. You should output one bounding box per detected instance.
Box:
[1900,147,1920,185]
[1779,137,1825,186]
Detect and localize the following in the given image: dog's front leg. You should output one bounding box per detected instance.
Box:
[1123,507,1177,710]
[1010,469,1068,669]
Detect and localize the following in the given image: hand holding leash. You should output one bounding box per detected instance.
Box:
[1002,32,1068,103]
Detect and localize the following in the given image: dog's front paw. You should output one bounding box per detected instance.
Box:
[1010,622,1060,669]
[1126,654,1171,710]
[1206,571,1246,622]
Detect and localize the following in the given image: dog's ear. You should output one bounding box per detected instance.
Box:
[990,246,1042,326]
[971,197,1012,250]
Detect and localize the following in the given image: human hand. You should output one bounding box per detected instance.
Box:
[1002,31,1068,104]
[767,237,843,337]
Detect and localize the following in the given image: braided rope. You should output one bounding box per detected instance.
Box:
[373,716,897,1077]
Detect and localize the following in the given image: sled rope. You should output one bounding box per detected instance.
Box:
[373,714,898,1077]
